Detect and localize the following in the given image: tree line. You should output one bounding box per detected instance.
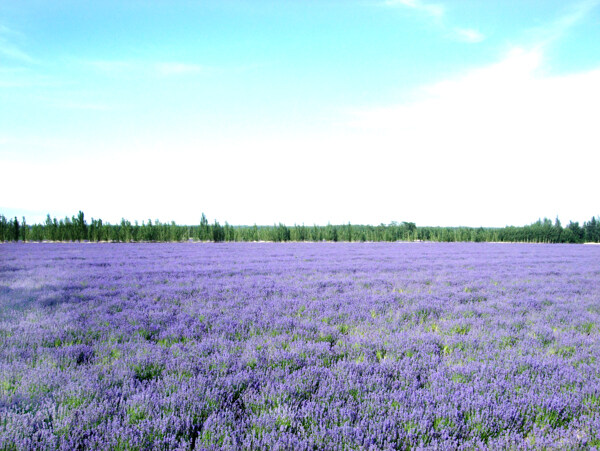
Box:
[0,212,599,243]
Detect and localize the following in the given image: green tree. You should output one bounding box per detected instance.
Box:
[21,216,28,242]
[566,221,583,243]
[212,220,224,242]
[584,217,600,242]
[74,211,87,241]
[13,217,20,242]
[0,215,8,241]
[198,213,210,241]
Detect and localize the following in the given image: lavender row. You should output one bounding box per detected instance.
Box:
[1,242,600,449]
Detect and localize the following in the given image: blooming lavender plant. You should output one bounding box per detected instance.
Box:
[1,242,600,449]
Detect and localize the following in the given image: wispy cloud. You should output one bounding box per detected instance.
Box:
[154,62,206,77]
[0,41,34,63]
[451,27,485,43]
[383,0,484,43]
[85,60,209,79]
[529,0,600,48]
[86,60,133,75]
[0,24,35,64]
[45,99,112,111]
[384,0,444,19]
[0,68,28,87]
[0,67,53,88]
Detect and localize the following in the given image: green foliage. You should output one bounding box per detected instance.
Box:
[433,416,455,430]
[448,324,471,335]
[132,362,164,381]
[499,335,518,349]
[127,405,147,425]
[451,373,470,383]
[337,324,349,334]
[2,212,600,243]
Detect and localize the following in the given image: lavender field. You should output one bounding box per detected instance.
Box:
[1,243,600,449]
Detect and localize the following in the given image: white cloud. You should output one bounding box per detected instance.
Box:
[384,0,444,18]
[86,60,134,74]
[0,24,35,64]
[385,0,598,47]
[529,0,600,47]
[3,6,599,227]
[384,0,487,44]
[0,67,54,88]
[154,62,206,77]
[5,45,599,227]
[345,46,600,225]
[45,99,111,111]
[0,41,34,63]
[85,60,208,79]
[0,67,30,87]
[451,27,485,43]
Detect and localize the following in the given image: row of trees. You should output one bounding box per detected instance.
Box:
[1,212,599,243]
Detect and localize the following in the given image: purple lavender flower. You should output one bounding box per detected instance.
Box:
[1,242,599,449]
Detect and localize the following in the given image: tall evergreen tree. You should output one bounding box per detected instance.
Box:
[21,216,27,242]
[199,213,210,241]
[212,221,224,242]
[74,211,87,241]
[0,215,8,241]
[13,217,20,242]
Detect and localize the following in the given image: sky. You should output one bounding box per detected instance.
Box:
[1,0,599,227]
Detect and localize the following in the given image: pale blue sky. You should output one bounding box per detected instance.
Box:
[2,1,599,226]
